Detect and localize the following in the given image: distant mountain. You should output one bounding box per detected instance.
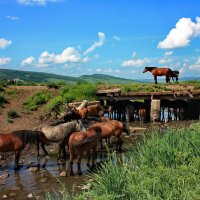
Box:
[0,68,79,84]
[80,74,137,84]
[179,77,200,81]
[0,69,137,84]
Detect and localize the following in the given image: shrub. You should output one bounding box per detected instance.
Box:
[0,94,8,106]
[23,91,52,111]
[47,82,60,89]
[7,109,18,119]
[45,96,63,112]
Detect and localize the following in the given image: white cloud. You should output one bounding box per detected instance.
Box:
[6,15,19,20]
[158,51,173,64]
[0,57,11,65]
[158,17,200,49]
[17,0,60,6]
[164,51,173,57]
[113,35,120,41]
[189,57,200,71]
[179,67,186,74]
[96,68,102,72]
[21,56,35,66]
[38,47,81,65]
[82,57,89,63]
[84,32,105,55]
[0,38,12,49]
[122,57,150,67]
[159,59,172,64]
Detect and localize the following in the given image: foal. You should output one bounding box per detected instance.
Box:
[0,130,50,170]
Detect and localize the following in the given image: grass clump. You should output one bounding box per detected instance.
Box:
[45,83,97,113]
[23,91,53,111]
[0,94,8,106]
[7,109,18,119]
[75,122,200,200]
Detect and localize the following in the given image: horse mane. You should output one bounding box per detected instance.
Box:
[145,66,158,71]
[13,130,41,145]
[72,126,102,148]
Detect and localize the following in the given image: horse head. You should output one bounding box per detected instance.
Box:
[143,66,157,73]
[38,131,50,146]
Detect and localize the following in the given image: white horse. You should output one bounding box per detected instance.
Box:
[33,120,84,160]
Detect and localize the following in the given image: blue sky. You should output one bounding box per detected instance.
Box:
[0,0,200,80]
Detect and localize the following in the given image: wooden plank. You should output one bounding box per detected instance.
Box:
[96,88,121,94]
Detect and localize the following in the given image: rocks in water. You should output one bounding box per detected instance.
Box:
[0,173,9,179]
[2,194,7,199]
[8,192,18,197]
[28,161,35,165]
[59,171,67,177]
[27,193,33,198]
[40,178,47,183]
[27,167,39,172]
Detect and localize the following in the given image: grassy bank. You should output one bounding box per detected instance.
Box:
[73,122,200,200]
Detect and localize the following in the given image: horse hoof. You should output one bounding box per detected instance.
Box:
[70,172,74,176]
[78,172,83,176]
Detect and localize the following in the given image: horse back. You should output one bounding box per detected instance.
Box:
[0,132,23,152]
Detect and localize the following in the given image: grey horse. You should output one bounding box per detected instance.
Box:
[34,120,84,160]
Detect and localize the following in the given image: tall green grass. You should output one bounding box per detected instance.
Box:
[0,94,8,106]
[45,83,97,113]
[75,123,200,200]
[23,91,53,111]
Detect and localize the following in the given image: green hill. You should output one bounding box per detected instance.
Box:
[0,68,79,83]
[80,74,136,84]
[0,69,136,84]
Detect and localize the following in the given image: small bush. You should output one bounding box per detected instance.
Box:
[0,94,8,106]
[47,82,60,89]
[7,109,18,119]
[45,96,63,112]
[23,91,52,111]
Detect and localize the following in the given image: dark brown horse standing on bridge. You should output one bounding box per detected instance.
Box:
[143,67,176,84]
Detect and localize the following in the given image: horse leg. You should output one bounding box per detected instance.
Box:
[69,148,74,176]
[154,75,157,84]
[87,150,90,168]
[41,143,48,156]
[14,151,21,171]
[77,152,83,175]
[91,147,97,169]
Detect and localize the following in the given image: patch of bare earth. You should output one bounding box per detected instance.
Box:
[0,86,58,134]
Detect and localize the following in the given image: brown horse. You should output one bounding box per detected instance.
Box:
[68,126,102,175]
[92,119,129,151]
[0,130,50,170]
[138,108,146,123]
[143,67,175,84]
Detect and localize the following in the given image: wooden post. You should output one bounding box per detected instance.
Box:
[144,99,151,122]
[151,99,161,122]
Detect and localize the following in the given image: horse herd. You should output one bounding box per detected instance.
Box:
[0,104,130,175]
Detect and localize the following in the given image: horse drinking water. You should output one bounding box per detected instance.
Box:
[34,121,84,160]
[0,130,50,170]
[68,126,102,175]
[143,67,176,84]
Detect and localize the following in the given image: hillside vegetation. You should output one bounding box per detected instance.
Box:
[0,69,135,84]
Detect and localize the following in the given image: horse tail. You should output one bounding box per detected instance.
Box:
[72,126,102,148]
[122,122,130,135]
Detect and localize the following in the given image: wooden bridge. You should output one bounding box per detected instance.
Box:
[96,88,200,121]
